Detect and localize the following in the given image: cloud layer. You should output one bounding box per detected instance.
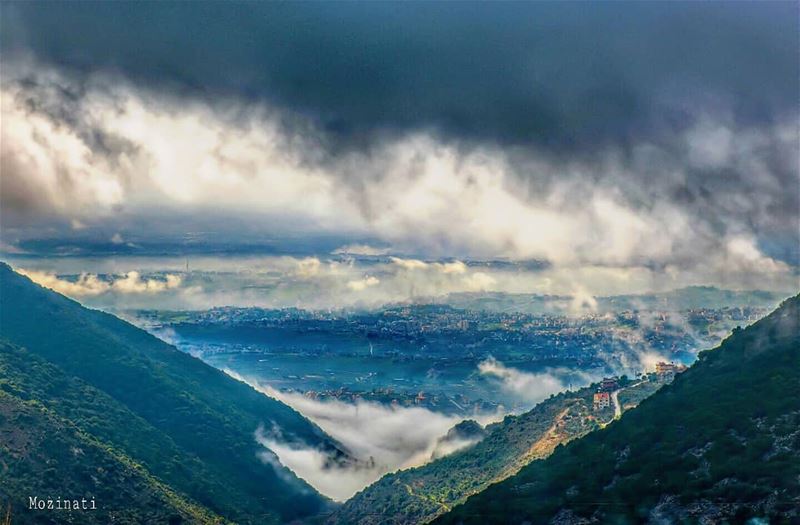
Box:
[478,358,571,405]
[226,372,499,501]
[16,268,181,296]
[2,59,797,296]
[3,3,796,149]
[11,248,796,313]
[230,359,603,500]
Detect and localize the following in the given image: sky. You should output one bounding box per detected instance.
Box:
[1,2,798,303]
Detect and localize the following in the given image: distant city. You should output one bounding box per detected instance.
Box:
[133,302,766,414]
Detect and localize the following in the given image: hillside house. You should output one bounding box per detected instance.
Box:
[600,377,619,391]
[593,391,610,410]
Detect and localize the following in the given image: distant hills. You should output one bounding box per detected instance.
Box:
[0,263,350,524]
[435,294,800,524]
[442,287,786,314]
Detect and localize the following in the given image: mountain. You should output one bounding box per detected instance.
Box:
[435,294,800,524]
[600,286,787,312]
[441,287,785,314]
[329,379,660,525]
[0,263,351,524]
[0,376,222,525]
[430,420,487,460]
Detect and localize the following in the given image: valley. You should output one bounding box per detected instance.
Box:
[0,264,796,525]
[2,6,796,523]
[132,298,766,416]
[119,292,776,507]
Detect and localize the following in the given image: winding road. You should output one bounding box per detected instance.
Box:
[611,389,622,419]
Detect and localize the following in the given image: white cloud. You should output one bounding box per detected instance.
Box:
[346,275,380,291]
[441,261,468,274]
[390,257,430,271]
[462,271,496,291]
[11,252,795,313]
[569,287,599,315]
[2,60,796,295]
[429,435,483,461]
[724,236,792,275]
[256,431,374,502]
[478,358,571,405]
[225,370,500,501]
[294,257,322,278]
[332,244,391,256]
[16,268,182,296]
[112,271,182,293]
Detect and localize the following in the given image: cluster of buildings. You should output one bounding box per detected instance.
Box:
[143,302,764,372]
[592,361,690,411]
[593,376,619,410]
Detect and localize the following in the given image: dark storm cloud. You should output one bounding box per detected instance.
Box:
[1,0,798,283]
[2,1,797,150]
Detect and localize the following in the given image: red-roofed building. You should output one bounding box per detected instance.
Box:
[593,391,610,410]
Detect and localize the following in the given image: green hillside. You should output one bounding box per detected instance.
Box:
[0,263,351,524]
[436,294,800,524]
[0,388,223,525]
[329,378,659,525]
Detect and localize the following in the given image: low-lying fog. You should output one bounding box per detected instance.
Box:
[226,359,584,501]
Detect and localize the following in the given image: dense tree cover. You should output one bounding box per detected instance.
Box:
[0,389,223,524]
[0,263,350,524]
[436,295,800,525]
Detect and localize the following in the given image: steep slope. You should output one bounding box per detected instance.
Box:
[0,390,223,525]
[330,379,658,525]
[436,294,800,525]
[0,341,252,524]
[0,263,350,524]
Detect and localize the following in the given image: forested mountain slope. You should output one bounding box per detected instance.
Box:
[0,386,223,525]
[330,377,659,525]
[436,295,800,525]
[0,263,351,524]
